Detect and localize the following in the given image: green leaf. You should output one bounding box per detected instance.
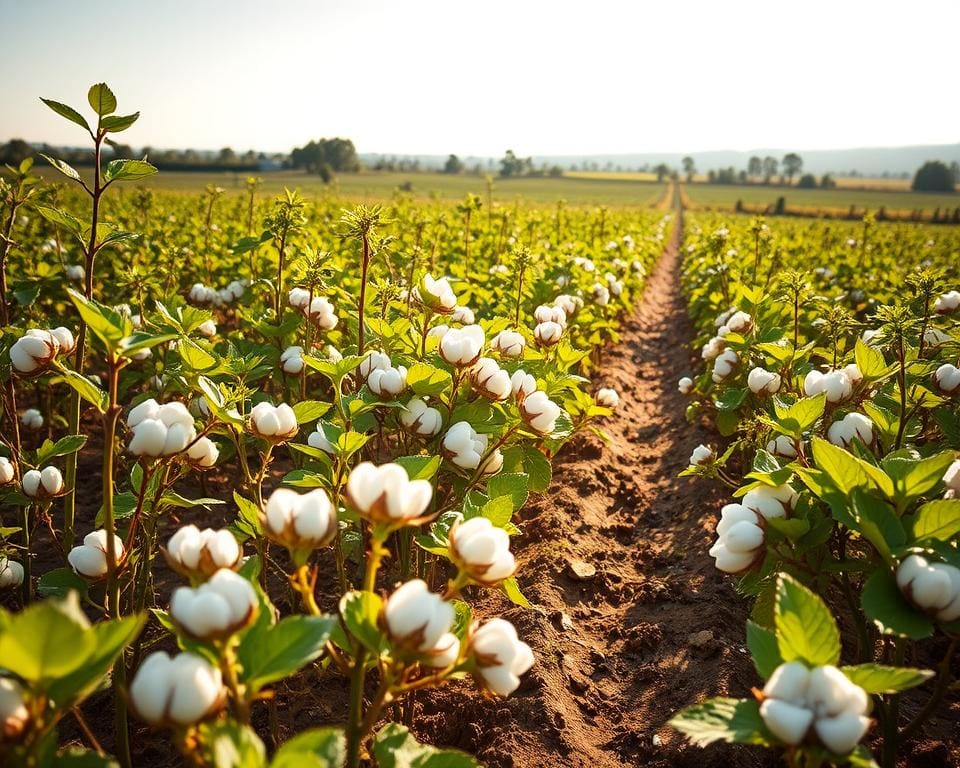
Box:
[57,369,108,413]
[239,615,336,694]
[905,499,960,544]
[199,721,267,768]
[67,289,126,350]
[103,159,158,183]
[520,445,551,492]
[293,400,332,425]
[486,472,529,511]
[37,567,88,599]
[500,576,530,607]
[39,153,82,183]
[339,591,384,654]
[406,362,453,397]
[373,723,481,767]
[851,489,904,565]
[861,569,933,639]
[270,728,345,768]
[36,434,87,463]
[100,112,139,133]
[811,437,893,499]
[772,393,826,438]
[233,491,264,537]
[40,98,91,132]
[840,663,933,694]
[87,83,117,116]
[53,748,120,768]
[888,452,957,510]
[775,573,841,667]
[669,698,770,747]
[855,339,890,380]
[746,620,782,679]
[394,454,442,481]
[36,205,85,238]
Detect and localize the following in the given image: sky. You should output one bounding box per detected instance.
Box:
[1,0,959,157]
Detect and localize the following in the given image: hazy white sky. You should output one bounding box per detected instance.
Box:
[1,0,958,156]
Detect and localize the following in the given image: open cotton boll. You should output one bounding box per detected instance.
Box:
[742,483,796,520]
[307,424,336,454]
[469,618,535,697]
[689,444,714,466]
[368,365,408,398]
[701,337,725,361]
[129,651,224,727]
[0,457,14,486]
[678,376,694,395]
[19,409,43,430]
[591,282,610,305]
[67,530,124,579]
[287,287,310,310]
[186,437,219,468]
[127,398,161,428]
[709,504,764,573]
[49,327,75,355]
[170,569,258,639]
[944,461,960,496]
[711,349,739,383]
[399,397,443,437]
[490,330,526,358]
[21,466,63,498]
[760,698,814,746]
[422,632,460,668]
[413,274,458,313]
[0,558,24,589]
[359,350,391,380]
[510,370,537,401]
[724,311,753,334]
[747,367,781,395]
[933,364,960,394]
[439,325,485,366]
[280,346,305,375]
[65,264,85,282]
[596,387,620,409]
[263,487,337,550]
[164,525,240,578]
[197,319,217,338]
[306,296,339,329]
[248,402,298,442]
[767,435,799,458]
[345,461,433,524]
[520,390,562,435]
[451,305,475,325]
[804,369,853,403]
[0,676,30,741]
[450,516,516,585]
[534,304,567,327]
[442,422,489,470]
[9,329,60,373]
[827,412,874,448]
[384,579,455,653]
[934,290,960,314]
[534,321,564,347]
[896,554,960,622]
[470,358,512,401]
[842,363,863,386]
[553,294,582,318]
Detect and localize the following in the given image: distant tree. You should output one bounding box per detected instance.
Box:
[681,156,696,182]
[762,156,778,184]
[443,154,465,174]
[782,153,803,184]
[797,173,817,189]
[548,165,564,177]
[218,147,237,164]
[0,138,33,165]
[654,163,670,182]
[499,150,528,178]
[912,161,956,192]
[820,174,837,189]
[290,138,360,175]
[747,156,762,178]
[950,161,960,184]
[738,170,748,184]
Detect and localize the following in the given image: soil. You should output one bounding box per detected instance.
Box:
[8,210,960,767]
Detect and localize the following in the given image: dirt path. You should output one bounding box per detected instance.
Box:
[421,211,769,767]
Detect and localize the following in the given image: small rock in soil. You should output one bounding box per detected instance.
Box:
[568,559,597,581]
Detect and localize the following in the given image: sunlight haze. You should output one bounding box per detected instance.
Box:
[1,0,958,156]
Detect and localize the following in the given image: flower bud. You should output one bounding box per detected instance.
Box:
[747,367,781,395]
[0,457,13,486]
[345,461,433,525]
[520,390,561,436]
[439,325,485,367]
[595,387,620,409]
[19,409,42,430]
[129,651,224,727]
[169,568,258,640]
[0,677,30,742]
[68,529,124,579]
[22,466,63,498]
[450,517,515,585]
[469,618,535,697]
[383,579,455,657]
[248,402,298,443]
[163,525,241,579]
[263,487,337,550]
[933,364,960,394]
[489,330,525,359]
[470,358,512,401]
[413,274,458,314]
[399,397,443,437]
[0,558,24,590]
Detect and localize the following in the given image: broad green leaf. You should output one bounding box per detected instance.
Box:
[67,289,126,349]
[772,393,826,437]
[199,721,266,768]
[501,576,530,607]
[239,615,336,694]
[103,158,158,182]
[271,727,345,768]
[746,620,782,679]
[293,400,332,424]
[373,723,480,767]
[339,591,384,653]
[40,98,91,132]
[775,573,841,667]
[36,434,87,463]
[861,570,933,639]
[669,698,770,747]
[904,499,960,544]
[57,369,108,413]
[87,82,117,116]
[851,489,904,565]
[100,112,139,133]
[39,153,82,182]
[394,454,442,481]
[855,339,890,380]
[406,362,453,396]
[37,567,88,599]
[36,205,85,238]
[486,472,529,511]
[811,437,893,499]
[840,663,933,694]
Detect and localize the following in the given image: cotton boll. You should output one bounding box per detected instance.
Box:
[469,618,535,697]
[520,391,562,435]
[748,367,781,395]
[827,412,874,448]
[439,325,485,366]
[689,444,714,466]
[399,397,443,437]
[933,364,960,394]
[767,435,799,459]
[678,376,694,395]
[934,290,960,314]
[711,349,739,383]
[345,462,433,525]
[742,484,796,520]
[490,330,526,358]
[470,358,512,401]
[384,579,454,653]
[19,409,43,430]
[129,652,224,727]
[450,516,515,585]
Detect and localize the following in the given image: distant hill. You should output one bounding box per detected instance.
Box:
[360,145,960,177]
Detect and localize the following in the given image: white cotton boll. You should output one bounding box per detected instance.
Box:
[20,409,43,430]
[592,282,610,305]
[748,367,781,395]
[439,325,485,366]
[534,304,567,328]
[249,402,298,441]
[227,280,246,300]
[280,346,305,375]
[861,329,881,345]
[710,504,764,573]
[843,364,863,386]
[442,422,487,469]
[306,296,338,330]
[49,327,75,355]
[414,274,458,313]
[384,579,455,652]
[764,661,811,702]
[0,676,30,740]
[471,358,512,401]
[65,264,85,282]
[359,350,391,380]
[40,466,63,495]
[804,369,852,403]
[128,398,161,428]
[0,457,14,485]
[725,311,753,334]
[944,461,960,494]
[165,525,240,576]
[553,294,581,318]
[450,516,515,584]
[815,712,872,755]
[288,287,310,310]
[490,330,526,358]
[596,387,620,409]
[678,376,694,395]
[742,484,796,520]
[423,632,460,668]
[197,320,216,338]
[760,699,814,746]
[0,558,24,589]
[345,462,433,524]
[170,569,257,639]
[129,419,167,457]
[308,425,336,454]
[689,444,714,466]
[451,306,475,325]
[827,412,874,448]
[10,330,60,373]
[767,435,799,458]
[470,618,535,697]
[712,349,739,383]
[701,336,725,361]
[427,324,449,341]
[130,651,224,727]
[398,397,443,437]
[68,529,124,578]
[897,555,960,621]
[933,364,960,394]
[534,321,564,347]
[934,290,960,314]
[510,370,537,400]
[368,365,408,398]
[186,437,219,468]
[264,487,337,549]
[520,390,562,435]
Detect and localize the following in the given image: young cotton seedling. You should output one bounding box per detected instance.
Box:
[129,651,225,728]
